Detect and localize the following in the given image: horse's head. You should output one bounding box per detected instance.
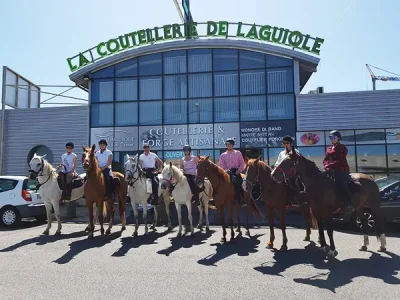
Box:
[28,153,47,180]
[82,144,96,170]
[244,156,263,191]
[196,154,212,181]
[124,154,140,183]
[160,161,180,190]
[271,149,300,183]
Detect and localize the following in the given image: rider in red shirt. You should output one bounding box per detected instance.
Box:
[323,130,353,213]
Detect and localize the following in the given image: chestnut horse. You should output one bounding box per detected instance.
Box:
[244,157,312,251]
[82,145,127,239]
[196,155,263,242]
[272,151,386,257]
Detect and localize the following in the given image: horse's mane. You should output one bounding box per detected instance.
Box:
[246,158,273,173]
[199,157,228,181]
[298,154,322,175]
[41,158,58,178]
[169,164,184,181]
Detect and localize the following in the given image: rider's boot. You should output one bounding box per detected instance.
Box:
[192,194,200,206]
[64,183,72,201]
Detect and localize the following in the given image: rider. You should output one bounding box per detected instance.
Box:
[219,137,246,207]
[57,142,77,201]
[95,139,114,197]
[139,143,163,205]
[273,135,304,205]
[323,130,353,213]
[180,145,200,206]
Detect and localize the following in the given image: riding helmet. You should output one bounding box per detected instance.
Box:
[183,145,191,152]
[225,137,235,145]
[98,139,108,146]
[65,142,74,148]
[329,130,342,139]
[143,143,150,148]
[282,135,294,143]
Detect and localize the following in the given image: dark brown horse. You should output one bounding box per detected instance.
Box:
[196,155,263,242]
[272,151,386,257]
[244,157,312,251]
[82,145,127,239]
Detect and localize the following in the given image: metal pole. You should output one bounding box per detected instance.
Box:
[195,103,200,123]
[0,66,6,175]
[372,78,376,91]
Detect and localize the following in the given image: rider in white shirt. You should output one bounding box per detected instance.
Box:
[57,142,77,201]
[139,143,163,205]
[95,139,113,197]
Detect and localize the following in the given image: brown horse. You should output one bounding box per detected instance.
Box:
[82,145,127,239]
[244,157,312,251]
[272,151,386,257]
[196,155,263,242]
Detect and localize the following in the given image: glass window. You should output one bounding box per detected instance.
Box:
[214,97,239,122]
[343,145,357,172]
[116,78,137,101]
[91,103,113,127]
[387,144,400,172]
[188,49,212,73]
[0,179,18,193]
[268,148,282,168]
[267,67,294,94]
[91,79,113,103]
[164,75,187,99]
[240,95,267,121]
[164,151,185,166]
[198,149,214,162]
[297,147,326,170]
[163,100,187,125]
[91,66,114,79]
[213,49,238,71]
[115,102,138,126]
[356,145,387,173]
[240,70,265,95]
[214,71,238,97]
[139,101,162,125]
[266,55,293,68]
[188,73,212,98]
[268,94,295,120]
[115,58,138,77]
[239,50,265,69]
[112,151,122,173]
[188,98,213,123]
[164,50,186,74]
[355,129,386,144]
[139,77,162,100]
[139,53,162,76]
[325,130,355,145]
[386,128,400,144]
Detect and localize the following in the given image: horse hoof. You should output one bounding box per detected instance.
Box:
[326,249,338,258]
[196,224,202,230]
[145,229,149,235]
[168,225,173,231]
[100,230,105,236]
[235,228,240,233]
[88,234,94,240]
[191,232,195,237]
[121,226,126,232]
[132,231,138,237]
[106,229,111,235]
[267,242,274,249]
[359,245,368,251]
[378,247,386,252]
[149,225,155,230]
[220,237,226,243]
[54,231,61,236]
[280,245,288,251]
[177,232,182,238]
[42,230,49,236]
[84,226,90,232]
[304,236,311,242]
[205,227,210,232]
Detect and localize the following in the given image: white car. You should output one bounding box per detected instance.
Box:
[0,176,46,227]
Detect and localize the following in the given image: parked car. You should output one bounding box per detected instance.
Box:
[333,175,400,231]
[0,176,46,227]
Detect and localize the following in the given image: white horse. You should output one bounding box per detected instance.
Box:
[124,154,172,236]
[195,178,213,232]
[28,153,84,235]
[160,162,194,237]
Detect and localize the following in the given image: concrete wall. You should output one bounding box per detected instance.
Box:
[0,105,88,175]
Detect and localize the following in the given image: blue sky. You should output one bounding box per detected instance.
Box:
[0,0,398,107]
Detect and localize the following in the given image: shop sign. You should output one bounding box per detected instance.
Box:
[90,127,138,151]
[240,121,269,148]
[267,120,296,147]
[296,131,325,147]
[67,21,324,72]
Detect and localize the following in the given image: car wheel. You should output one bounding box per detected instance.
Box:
[353,210,375,232]
[0,206,22,228]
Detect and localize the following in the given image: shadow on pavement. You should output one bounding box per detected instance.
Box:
[0,219,45,232]
[197,233,263,267]
[111,228,171,257]
[157,229,215,257]
[254,241,400,293]
[53,231,122,265]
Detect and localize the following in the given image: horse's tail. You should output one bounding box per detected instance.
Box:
[247,193,264,221]
[309,208,318,229]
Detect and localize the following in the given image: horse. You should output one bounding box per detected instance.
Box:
[160,162,195,237]
[28,153,85,235]
[244,157,312,251]
[82,145,127,238]
[272,150,386,257]
[194,177,213,232]
[196,155,263,242]
[124,154,172,236]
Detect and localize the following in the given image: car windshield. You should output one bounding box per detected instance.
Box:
[376,176,400,189]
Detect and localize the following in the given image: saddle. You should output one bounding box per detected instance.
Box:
[57,173,84,190]
[325,170,362,194]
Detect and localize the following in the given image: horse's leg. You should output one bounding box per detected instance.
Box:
[266,203,275,249]
[52,201,62,236]
[235,204,241,234]
[119,192,126,232]
[165,197,172,230]
[42,201,53,235]
[279,208,288,251]
[187,199,195,236]
[98,200,105,236]
[358,207,370,251]
[143,202,149,235]
[325,217,337,258]
[151,203,158,230]
[176,203,183,238]
[87,202,95,239]
[317,219,328,251]
[197,199,203,230]
[228,203,235,242]
[132,203,139,237]
[245,200,250,236]
[204,198,210,232]
[218,206,227,243]
[106,197,114,235]
[299,203,311,241]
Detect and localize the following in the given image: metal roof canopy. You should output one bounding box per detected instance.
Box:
[69,39,320,91]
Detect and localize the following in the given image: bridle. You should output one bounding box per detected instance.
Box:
[161,167,180,189]
[28,158,51,189]
[125,159,142,187]
[243,164,263,202]
[196,162,221,194]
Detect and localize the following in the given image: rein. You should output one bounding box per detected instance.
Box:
[244,164,263,202]
[29,158,52,189]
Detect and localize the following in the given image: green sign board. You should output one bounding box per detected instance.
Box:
[67,21,324,73]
